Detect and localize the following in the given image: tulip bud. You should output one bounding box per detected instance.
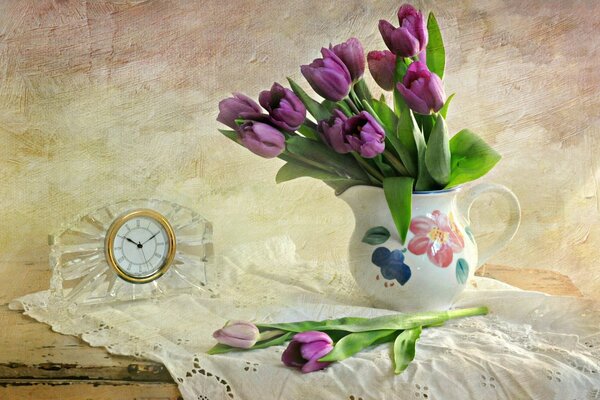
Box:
[301,48,352,101]
[217,93,262,130]
[259,82,306,131]
[397,61,445,115]
[330,38,365,82]
[281,331,334,373]
[367,50,397,91]
[238,121,286,158]
[378,4,428,57]
[212,321,260,349]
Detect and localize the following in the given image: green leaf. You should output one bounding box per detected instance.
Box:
[383,177,414,244]
[396,110,423,177]
[373,155,395,178]
[256,306,488,333]
[446,129,501,188]
[456,258,469,285]
[393,326,422,374]
[439,93,455,120]
[319,330,397,362]
[393,57,410,114]
[287,77,331,122]
[276,161,354,184]
[415,113,435,143]
[354,79,373,104]
[424,114,451,186]
[362,226,391,245]
[218,129,238,142]
[297,124,319,140]
[285,136,370,182]
[370,98,398,135]
[426,13,445,79]
[207,331,293,355]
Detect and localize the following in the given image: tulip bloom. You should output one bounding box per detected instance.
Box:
[330,38,365,82]
[281,331,334,373]
[319,110,385,158]
[379,4,428,58]
[301,48,352,101]
[367,50,396,91]
[259,82,306,131]
[238,121,286,158]
[212,321,260,349]
[318,109,353,154]
[217,93,262,130]
[397,61,445,115]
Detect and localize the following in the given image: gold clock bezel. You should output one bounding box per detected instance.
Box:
[104,208,177,284]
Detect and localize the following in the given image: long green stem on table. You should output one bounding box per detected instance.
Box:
[351,153,384,184]
[383,149,410,176]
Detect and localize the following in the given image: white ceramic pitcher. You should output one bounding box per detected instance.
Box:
[339,183,521,311]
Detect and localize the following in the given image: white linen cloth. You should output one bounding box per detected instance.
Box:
[10,237,600,400]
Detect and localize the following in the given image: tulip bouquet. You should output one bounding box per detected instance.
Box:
[209,306,488,374]
[217,3,500,242]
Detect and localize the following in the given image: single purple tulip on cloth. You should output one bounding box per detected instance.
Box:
[318,109,353,154]
[281,331,334,373]
[212,321,260,349]
[217,93,263,130]
[259,82,306,131]
[378,4,428,58]
[330,37,366,82]
[238,121,286,158]
[301,48,352,101]
[397,61,446,115]
[367,50,397,91]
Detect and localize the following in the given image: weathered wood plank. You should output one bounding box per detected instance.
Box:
[0,379,181,400]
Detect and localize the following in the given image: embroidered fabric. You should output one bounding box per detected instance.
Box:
[10,237,600,400]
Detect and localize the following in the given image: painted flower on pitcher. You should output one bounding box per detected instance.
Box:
[407,210,464,268]
[371,247,412,285]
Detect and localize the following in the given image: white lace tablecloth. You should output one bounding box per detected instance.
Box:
[10,237,600,400]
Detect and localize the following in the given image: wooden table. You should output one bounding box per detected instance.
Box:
[0,262,581,400]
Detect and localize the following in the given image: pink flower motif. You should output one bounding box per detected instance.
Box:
[407,210,464,268]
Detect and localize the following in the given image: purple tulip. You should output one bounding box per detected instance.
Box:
[367,50,397,91]
[344,112,386,158]
[281,331,334,373]
[379,4,428,57]
[217,93,263,130]
[397,61,445,115]
[318,109,353,154]
[330,38,365,82]
[301,48,352,101]
[259,82,306,131]
[319,110,385,158]
[213,321,260,349]
[238,121,286,158]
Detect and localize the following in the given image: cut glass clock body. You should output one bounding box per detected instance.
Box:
[48,199,213,307]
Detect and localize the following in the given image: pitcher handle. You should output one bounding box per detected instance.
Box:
[458,183,521,268]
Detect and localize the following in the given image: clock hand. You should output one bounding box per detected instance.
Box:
[142,232,159,245]
[126,237,140,247]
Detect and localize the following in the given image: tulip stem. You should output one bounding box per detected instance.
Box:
[351,153,384,184]
[349,87,363,112]
[383,150,410,176]
[344,97,360,114]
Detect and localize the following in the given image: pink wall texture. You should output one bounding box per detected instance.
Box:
[0,1,599,297]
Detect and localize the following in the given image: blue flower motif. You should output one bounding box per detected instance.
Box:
[371,247,412,285]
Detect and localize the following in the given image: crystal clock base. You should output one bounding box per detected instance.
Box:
[48,199,214,308]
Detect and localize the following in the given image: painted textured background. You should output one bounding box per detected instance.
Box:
[0,0,599,297]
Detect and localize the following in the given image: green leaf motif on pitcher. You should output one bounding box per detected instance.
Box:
[455,258,469,285]
[362,226,391,245]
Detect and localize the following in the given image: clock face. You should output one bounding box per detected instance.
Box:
[105,209,176,283]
